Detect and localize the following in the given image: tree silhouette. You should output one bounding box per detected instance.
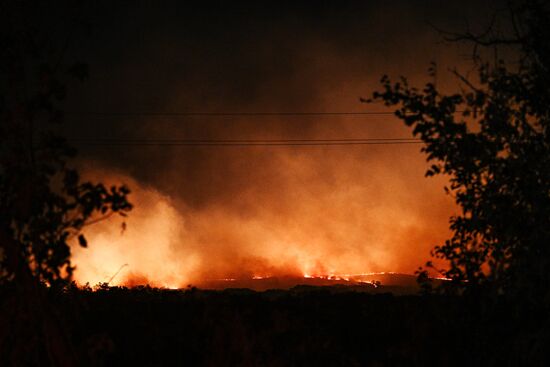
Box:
[0,2,131,365]
[369,0,550,298]
[0,1,132,289]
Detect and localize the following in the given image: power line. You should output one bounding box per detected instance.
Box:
[75,142,422,146]
[68,111,397,117]
[70,137,423,147]
[66,111,437,147]
[72,138,418,142]
[76,142,422,146]
[67,110,464,117]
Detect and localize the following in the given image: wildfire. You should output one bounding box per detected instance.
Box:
[194,271,412,291]
[70,164,453,290]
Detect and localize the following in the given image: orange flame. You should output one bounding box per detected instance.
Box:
[71,155,454,289]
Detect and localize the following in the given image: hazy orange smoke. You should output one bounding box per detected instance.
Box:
[69,20,466,288]
[71,134,455,289]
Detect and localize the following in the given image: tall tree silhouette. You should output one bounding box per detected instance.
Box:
[0,0,131,289]
[369,0,550,298]
[0,2,131,365]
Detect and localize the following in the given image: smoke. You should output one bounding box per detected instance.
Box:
[64,1,496,287]
[71,134,454,288]
[70,171,196,287]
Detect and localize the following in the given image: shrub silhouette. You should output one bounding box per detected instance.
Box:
[369,0,550,299]
[0,2,131,365]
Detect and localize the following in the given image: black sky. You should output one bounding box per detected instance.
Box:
[60,0,502,197]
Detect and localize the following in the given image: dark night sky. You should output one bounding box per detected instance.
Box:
[63,0,500,197]
[33,1,510,286]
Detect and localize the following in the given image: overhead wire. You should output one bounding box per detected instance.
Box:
[65,109,453,147]
[67,110,464,117]
[70,138,422,146]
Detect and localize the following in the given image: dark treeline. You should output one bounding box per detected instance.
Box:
[2,284,548,367]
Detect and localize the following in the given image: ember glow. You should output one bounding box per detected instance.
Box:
[71,153,454,289]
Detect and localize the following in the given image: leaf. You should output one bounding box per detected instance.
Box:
[78,234,87,248]
[67,62,89,81]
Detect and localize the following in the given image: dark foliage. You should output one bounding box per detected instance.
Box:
[368,0,550,298]
[0,2,132,365]
[0,0,132,288]
[0,285,543,367]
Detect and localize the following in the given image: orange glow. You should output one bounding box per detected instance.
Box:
[71,76,458,289]
[71,172,200,288]
[64,11,471,290]
[71,155,454,289]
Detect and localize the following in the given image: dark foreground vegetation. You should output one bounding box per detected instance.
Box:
[2,284,549,367]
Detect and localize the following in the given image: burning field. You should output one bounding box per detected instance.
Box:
[70,167,453,290]
[62,1,466,291]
